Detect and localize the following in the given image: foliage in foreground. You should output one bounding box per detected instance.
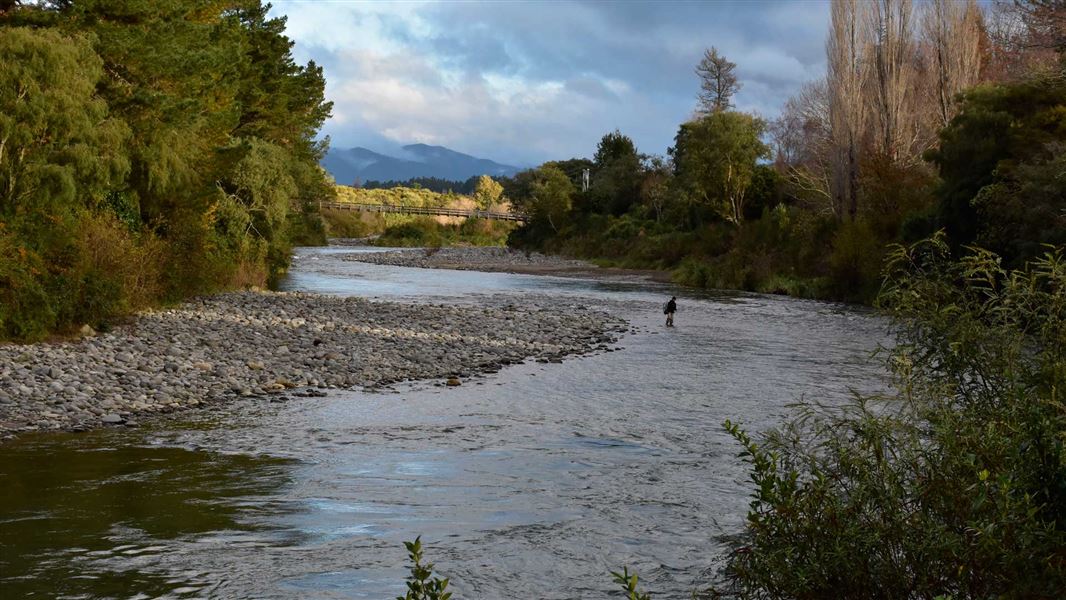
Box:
[399,537,654,599]
[398,537,452,600]
[718,235,1066,598]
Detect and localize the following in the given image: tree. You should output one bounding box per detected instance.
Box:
[921,0,983,129]
[927,76,1066,259]
[528,165,574,232]
[771,81,836,215]
[471,175,503,209]
[867,0,918,163]
[590,130,642,215]
[639,156,672,222]
[695,47,740,113]
[0,27,129,221]
[827,0,869,220]
[671,112,769,226]
[0,1,332,339]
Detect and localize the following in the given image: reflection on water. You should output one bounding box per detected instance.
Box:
[1,246,890,598]
[0,430,296,598]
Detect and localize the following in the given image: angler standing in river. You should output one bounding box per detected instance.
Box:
[664,296,677,327]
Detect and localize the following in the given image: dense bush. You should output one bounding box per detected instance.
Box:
[717,235,1066,598]
[0,3,332,340]
[321,208,382,239]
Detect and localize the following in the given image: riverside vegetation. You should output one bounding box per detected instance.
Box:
[3,0,1065,598]
[322,178,517,246]
[498,0,1064,306]
[0,1,333,341]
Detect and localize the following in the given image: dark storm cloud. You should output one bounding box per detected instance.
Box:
[272,0,830,166]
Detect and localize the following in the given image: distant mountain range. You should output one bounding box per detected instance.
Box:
[321,144,521,185]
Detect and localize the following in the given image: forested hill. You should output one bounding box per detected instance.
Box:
[323,144,520,186]
[0,1,334,341]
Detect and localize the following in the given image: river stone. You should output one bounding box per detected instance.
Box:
[101,414,124,424]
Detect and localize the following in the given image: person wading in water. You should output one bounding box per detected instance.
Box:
[664,296,677,327]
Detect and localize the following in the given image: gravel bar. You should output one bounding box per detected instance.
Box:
[345,246,595,273]
[0,291,625,440]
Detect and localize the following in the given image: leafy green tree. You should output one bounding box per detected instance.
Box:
[590,130,642,216]
[0,26,131,338]
[671,112,769,225]
[972,148,1066,264]
[528,165,574,232]
[0,1,331,339]
[472,175,504,209]
[0,27,129,222]
[927,76,1066,261]
[742,164,782,221]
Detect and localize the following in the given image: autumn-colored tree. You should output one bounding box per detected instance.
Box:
[921,0,983,129]
[472,175,504,209]
[866,0,918,163]
[827,0,869,220]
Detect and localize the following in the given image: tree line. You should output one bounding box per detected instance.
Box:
[503,0,1064,304]
[0,0,333,340]
[358,176,483,195]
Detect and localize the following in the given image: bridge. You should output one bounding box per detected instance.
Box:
[319,201,529,223]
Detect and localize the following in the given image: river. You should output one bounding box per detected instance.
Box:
[0,246,890,599]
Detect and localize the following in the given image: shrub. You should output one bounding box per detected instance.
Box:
[321,208,381,238]
[0,228,55,340]
[828,219,885,302]
[717,235,1066,598]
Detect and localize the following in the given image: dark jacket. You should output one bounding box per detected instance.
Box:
[665,299,677,314]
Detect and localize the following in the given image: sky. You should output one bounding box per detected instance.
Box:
[269,0,831,167]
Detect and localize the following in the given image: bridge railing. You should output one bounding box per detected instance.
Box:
[319,201,529,222]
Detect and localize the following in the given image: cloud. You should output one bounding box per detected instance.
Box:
[270,0,830,166]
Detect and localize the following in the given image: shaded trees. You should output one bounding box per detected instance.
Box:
[590,131,642,216]
[928,76,1066,264]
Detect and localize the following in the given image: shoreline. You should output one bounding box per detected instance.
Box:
[340,244,674,283]
[0,290,625,441]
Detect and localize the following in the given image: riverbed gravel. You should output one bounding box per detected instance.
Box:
[345,246,595,273]
[0,291,624,439]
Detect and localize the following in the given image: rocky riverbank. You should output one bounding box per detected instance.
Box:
[343,246,672,282]
[0,291,624,440]
[344,246,596,274]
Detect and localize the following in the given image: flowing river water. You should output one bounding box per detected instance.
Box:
[1,246,890,599]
